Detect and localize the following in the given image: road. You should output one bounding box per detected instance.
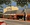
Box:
[4,20,30,25]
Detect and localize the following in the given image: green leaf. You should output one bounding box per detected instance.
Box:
[0,0,11,5]
[25,4,28,6]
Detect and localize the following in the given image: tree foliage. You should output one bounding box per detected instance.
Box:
[13,0,30,7]
[0,0,11,5]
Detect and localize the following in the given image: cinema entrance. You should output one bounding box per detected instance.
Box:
[17,15,24,20]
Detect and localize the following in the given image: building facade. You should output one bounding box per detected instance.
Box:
[3,6,19,19]
[0,6,30,21]
[25,8,30,21]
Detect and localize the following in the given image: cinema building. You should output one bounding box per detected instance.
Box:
[0,6,30,21]
[3,6,24,20]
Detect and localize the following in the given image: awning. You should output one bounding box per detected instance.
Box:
[4,6,18,13]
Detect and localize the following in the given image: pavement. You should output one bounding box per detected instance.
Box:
[0,18,30,22]
[0,18,30,25]
[5,19,30,25]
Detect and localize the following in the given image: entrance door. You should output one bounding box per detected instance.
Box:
[0,14,3,18]
[17,15,23,20]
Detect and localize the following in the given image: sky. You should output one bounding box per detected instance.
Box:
[1,0,30,10]
[28,4,30,8]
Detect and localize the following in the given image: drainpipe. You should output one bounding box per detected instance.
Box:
[24,11,26,21]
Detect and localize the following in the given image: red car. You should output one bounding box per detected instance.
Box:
[0,20,7,25]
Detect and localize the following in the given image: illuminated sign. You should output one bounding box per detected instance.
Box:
[7,8,12,11]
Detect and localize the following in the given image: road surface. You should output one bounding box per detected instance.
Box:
[4,20,30,25]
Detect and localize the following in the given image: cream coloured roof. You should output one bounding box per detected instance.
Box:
[11,6,18,10]
[3,6,18,13]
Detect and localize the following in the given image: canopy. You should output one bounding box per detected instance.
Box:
[4,6,18,13]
